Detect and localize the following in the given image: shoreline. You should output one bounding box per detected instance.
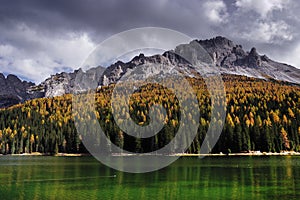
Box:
[174,151,300,157]
[0,152,91,157]
[1,151,300,157]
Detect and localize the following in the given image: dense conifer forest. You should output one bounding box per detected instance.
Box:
[0,75,299,155]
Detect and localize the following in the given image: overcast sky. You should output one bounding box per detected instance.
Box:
[0,0,299,83]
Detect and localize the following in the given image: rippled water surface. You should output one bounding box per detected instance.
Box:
[0,156,300,199]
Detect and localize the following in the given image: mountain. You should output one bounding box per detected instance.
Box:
[1,36,299,108]
[0,73,43,108]
[27,67,105,98]
[99,36,300,85]
[1,74,299,155]
[197,36,300,83]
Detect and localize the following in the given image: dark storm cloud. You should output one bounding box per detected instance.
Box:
[0,0,217,41]
[0,0,299,83]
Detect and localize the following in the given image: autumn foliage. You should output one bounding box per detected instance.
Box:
[0,75,299,154]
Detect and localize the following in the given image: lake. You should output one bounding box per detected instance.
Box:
[0,156,299,199]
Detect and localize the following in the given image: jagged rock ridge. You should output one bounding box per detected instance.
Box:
[0,73,42,108]
[1,36,300,108]
[197,36,300,83]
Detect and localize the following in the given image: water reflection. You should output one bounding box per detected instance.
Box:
[0,156,300,199]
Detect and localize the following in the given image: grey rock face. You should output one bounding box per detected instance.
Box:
[31,66,106,97]
[99,36,300,85]
[99,54,175,86]
[0,73,36,108]
[1,36,300,108]
[196,37,300,83]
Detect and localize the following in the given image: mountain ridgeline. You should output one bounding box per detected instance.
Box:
[0,74,43,108]
[1,36,299,108]
[0,75,299,155]
[0,36,299,155]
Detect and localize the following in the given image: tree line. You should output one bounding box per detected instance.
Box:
[0,75,299,154]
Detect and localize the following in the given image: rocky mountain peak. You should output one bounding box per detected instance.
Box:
[245,47,262,68]
[133,53,145,60]
[6,74,22,85]
[249,47,258,56]
[1,36,300,108]
[0,73,5,80]
[0,73,6,90]
[54,36,299,88]
[0,73,37,108]
[131,53,145,65]
[195,36,245,67]
[163,51,189,65]
[0,73,5,86]
[198,36,235,49]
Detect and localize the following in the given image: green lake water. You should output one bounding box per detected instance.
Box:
[0,156,300,199]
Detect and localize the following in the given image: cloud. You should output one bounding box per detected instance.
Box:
[0,0,300,83]
[275,42,300,68]
[0,23,95,83]
[203,0,228,24]
[235,0,290,18]
[240,20,293,43]
[0,0,219,83]
[232,0,294,41]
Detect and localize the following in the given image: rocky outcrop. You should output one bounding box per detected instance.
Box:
[196,36,300,82]
[0,73,38,108]
[31,66,106,98]
[22,36,300,99]
[99,36,300,85]
[1,36,300,108]
[99,54,177,86]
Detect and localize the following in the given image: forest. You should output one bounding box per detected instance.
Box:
[0,75,299,155]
